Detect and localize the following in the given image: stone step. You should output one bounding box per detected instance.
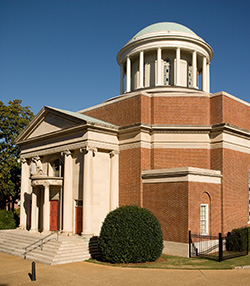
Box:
[0,229,90,265]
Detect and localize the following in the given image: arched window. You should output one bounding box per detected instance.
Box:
[188,64,192,87]
[163,59,171,86]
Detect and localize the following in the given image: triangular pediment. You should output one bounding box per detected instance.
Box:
[16,106,87,143]
[28,112,80,139]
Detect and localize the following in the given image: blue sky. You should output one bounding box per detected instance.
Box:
[0,0,249,114]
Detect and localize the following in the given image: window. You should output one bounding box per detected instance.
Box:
[52,159,60,177]
[188,64,192,87]
[163,59,171,86]
[200,204,208,235]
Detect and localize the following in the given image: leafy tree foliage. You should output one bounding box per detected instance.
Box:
[0,209,16,229]
[0,100,34,210]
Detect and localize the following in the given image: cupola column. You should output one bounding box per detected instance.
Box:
[192,51,197,88]
[156,48,162,86]
[176,47,181,86]
[139,51,144,88]
[206,63,210,93]
[120,64,124,94]
[202,56,207,92]
[126,56,131,92]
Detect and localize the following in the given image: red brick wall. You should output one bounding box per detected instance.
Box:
[223,96,250,130]
[188,182,222,236]
[210,96,223,125]
[222,149,250,234]
[143,182,189,243]
[119,148,151,207]
[210,148,223,171]
[152,149,210,169]
[143,181,222,243]
[210,94,250,130]
[152,96,210,125]
[84,95,142,126]
[119,148,141,206]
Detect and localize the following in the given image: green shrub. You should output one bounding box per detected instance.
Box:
[98,205,163,264]
[0,209,16,230]
[226,227,250,252]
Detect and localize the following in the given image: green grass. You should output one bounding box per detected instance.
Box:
[87,254,250,270]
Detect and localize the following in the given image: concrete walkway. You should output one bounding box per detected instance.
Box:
[1,252,250,286]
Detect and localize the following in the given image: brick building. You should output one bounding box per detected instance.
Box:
[16,22,250,256]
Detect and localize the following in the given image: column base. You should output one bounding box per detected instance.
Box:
[42,230,51,235]
[18,225,26,231]
[61,230,73,236]
[30,228,38,233]
[81,233,93,242]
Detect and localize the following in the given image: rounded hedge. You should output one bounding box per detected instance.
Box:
[99,205,163,263]
[0,210,16,230]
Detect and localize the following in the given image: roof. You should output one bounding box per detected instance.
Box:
[47,106,118,129]
[133,22,197,39]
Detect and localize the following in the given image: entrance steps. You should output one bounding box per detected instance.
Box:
[0,229,90,265]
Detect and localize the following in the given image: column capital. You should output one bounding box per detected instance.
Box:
[32,156,41,162]
[20,157,27,164]
[61,149,71,156]
[80,146,97,156]
[110,150,119,158]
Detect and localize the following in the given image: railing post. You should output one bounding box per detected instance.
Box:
[219,233,223,262]
[31,261,36,281]
[188,230,191,258]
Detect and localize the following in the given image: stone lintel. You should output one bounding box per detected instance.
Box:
[142,167,222,184]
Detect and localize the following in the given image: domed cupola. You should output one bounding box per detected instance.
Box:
[117,22,213,94]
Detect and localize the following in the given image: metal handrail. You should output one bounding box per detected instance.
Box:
[23,231,59,259]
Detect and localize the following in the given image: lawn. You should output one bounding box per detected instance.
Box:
[87,254,250,270]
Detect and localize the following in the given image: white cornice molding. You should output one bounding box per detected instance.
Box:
[142,167,222,184]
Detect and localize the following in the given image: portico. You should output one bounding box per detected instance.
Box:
[17,106,119,237]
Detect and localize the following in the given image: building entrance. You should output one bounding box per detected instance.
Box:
[50,200,59,231]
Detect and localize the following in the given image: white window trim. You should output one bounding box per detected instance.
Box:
[200,204,209,235]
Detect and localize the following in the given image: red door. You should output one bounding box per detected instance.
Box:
[75,206,83,235]
[50,200,59,231]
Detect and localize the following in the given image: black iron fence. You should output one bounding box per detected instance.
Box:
[189,228,249,262]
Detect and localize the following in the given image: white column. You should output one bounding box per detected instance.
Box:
[43,184,50,233]
[30,188,38,232]
[120,64,124,94]
[176,47,181,86]
[206,63,210,93]
[126,56,131,92]
[19,158,29,230]
[192,51,197,88]
[59,186,63,231]
[156,48,162,86]
[62,150,73,235]
[110,151,119,211]
[202,56,207,92]
[139,50,144,88]
[81,147,96,237]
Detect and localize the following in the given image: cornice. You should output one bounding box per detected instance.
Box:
[17,122,118,146]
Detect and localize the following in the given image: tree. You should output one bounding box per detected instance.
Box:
[0,100,34,210]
